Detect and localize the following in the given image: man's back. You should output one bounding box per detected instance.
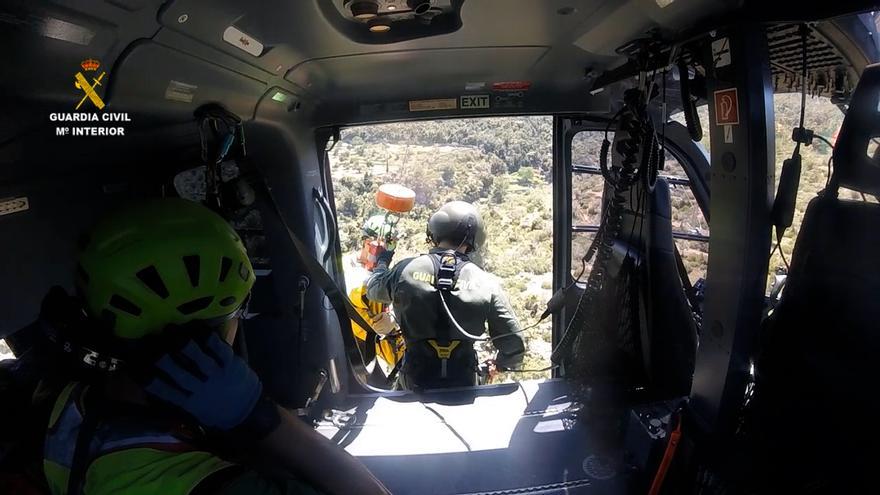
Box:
[366,249,525,381]
[392,253,500,340]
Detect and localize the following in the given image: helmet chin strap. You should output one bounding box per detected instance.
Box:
[452,218,474,253]
[39,297,127,374]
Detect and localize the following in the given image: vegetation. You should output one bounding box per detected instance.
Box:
[770,95,850,278]
[331,117,556,379]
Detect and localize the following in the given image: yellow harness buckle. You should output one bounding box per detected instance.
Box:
[427,340,460,359]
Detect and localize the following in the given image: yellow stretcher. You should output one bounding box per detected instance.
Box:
[349,285,405,371]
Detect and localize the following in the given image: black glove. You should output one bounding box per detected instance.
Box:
[377,249,395,267]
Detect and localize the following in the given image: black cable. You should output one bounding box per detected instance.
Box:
[825,154,834,187]
[487,318,545,342]
[439,288,550,344]
[421,404,471,452]
[599,108,627,187]
[772,24,809,272]
[794,24,809,157]
[778,240,791,272]
[661,66,668,169]
[771,230,791,272]
[814,133,834,150]
[573,258,588,283]
[502,365,560,374]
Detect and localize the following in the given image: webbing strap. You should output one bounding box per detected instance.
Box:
[671,243,700,316]
[427,340,460,359]
[66,387,101,495]
[427,340,462,379]
[257,178,387,392]
[429,251,470,343]
[435,252,458,291]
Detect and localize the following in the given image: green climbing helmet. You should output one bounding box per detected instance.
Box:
[76,198,255,339]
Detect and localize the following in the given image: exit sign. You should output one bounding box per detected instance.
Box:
[460,94,490,109]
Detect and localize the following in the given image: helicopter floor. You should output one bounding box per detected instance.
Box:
[317,379,673,495]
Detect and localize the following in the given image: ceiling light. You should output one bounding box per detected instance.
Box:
[368,17,392,33]
[407,0,431,15]
[387,5,397,11]
[350,1,379,20]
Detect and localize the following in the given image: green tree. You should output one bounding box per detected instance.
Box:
[516,167,535,186]
[490,176,509,203]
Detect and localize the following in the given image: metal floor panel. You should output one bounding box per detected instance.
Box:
[317,380,637,495]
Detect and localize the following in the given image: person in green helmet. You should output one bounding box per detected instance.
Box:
[36,198,390,495]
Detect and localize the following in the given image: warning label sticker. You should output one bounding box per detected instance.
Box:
[460,94,490,109]
[165,80,197,103]
[492,81,532,91]
[711,37,731,68]
[0,196,29,217]
[494,93,525,109]
[408,98,457,112]
[713,88,739,125]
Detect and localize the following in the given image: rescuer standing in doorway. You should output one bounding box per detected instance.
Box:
[366,201,525,390]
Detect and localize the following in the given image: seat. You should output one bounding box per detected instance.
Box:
[750,64,880,491]
[642,178,698,399]
[576,177,697,400]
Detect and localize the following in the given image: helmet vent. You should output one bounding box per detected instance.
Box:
[220,296,236,307]
[109,294,142,316]
[136,266,169,299]
[219,256,232,282]
[183,255,200,287]
[177,296,213,315]
[238,262,250,281]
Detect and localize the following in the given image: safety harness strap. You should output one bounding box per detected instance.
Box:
[428,251,469,341]
[426,251,471,377]
[426,340,460,378]
[433,251,460,292]
[671,243,701,319]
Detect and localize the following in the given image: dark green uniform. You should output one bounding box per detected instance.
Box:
[366,248,525,389]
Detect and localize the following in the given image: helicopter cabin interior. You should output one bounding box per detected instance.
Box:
[2,0,880,493]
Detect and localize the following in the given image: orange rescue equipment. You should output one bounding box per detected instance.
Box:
[358,184,416,271]
[376,183,416,213]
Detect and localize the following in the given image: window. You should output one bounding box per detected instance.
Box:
[327,117,554,382]
[0,339,14,361]
[569,130,608,280]
[569,130,709,285]
[663,156,710,283]
[769,94,845,281]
